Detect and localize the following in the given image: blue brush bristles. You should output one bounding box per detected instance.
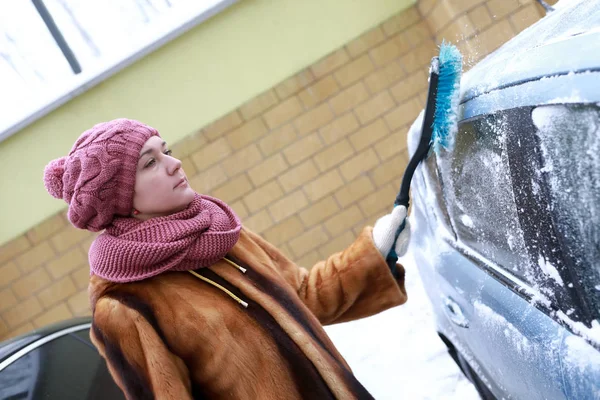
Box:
[432,41,463,152]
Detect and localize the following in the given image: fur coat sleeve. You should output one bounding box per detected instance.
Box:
[243,226,407,325]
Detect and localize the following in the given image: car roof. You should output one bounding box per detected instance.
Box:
[461,0,600,102]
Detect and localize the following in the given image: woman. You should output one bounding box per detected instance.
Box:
[44,118,410,399]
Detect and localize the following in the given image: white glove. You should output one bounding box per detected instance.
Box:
[372,205,411,258]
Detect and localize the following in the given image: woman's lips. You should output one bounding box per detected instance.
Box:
[174,178,187,189]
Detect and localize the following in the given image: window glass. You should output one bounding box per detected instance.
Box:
[532,104,600,317]
[0,332,125,400]
[438,112,534,283]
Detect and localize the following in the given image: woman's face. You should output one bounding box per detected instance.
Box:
[132,136,195,219]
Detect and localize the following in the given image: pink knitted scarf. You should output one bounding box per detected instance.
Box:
[89,194,241,282]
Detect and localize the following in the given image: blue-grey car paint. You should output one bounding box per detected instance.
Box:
[409,2,600,399]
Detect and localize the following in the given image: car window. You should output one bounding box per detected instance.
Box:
[438,112,535,284]
[0,332,125,400]
[532,104,600,319]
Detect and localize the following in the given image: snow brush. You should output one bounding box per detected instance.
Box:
[386,42,462,276]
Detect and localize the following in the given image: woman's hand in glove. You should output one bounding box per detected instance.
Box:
[372,205,411,259]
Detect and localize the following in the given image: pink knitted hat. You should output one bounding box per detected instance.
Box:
[43,118,159,231]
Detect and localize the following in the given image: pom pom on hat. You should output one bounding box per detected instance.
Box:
[44,157,67,199]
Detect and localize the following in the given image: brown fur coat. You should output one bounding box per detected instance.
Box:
[89,226,407,399]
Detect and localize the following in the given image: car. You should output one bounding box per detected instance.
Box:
[0,317,125,400]
[406,1,600,399]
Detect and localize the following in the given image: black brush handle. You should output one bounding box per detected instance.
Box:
[386,58,439,276]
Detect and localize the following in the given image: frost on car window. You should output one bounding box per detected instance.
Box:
[532,104,600,316]
[437,113,532,283]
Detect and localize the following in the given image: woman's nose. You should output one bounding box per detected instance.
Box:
[166,155,182,175]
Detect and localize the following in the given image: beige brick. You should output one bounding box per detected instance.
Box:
[226,118,269,150]
[15,241,55,273]
[0,317,8,339]
[364,62,405,94]
[304,170,345,202]
[79,235,97,255]
[188,165,228,194]
[37,276,77,308]
[33,303,73,328]
[263,216,305,246]
[298,76,340,108]
[51,227,91,253]
[329,82,370,116]
[371,151,409,187]
[239,90,279,120]
[437,15,477,43]
[369,36,410,67]
[382,6,421,36]
[26,214,66,244]
[289,226,329,258]
[314,139,355,172]
[427,3,454,34]
[319,113,360,145]
[333,55,374,88]
[0,261,20,288]
[3,322,35,341]
[278,160,320,193]
[0,288,17,313]
[222,145,263,177]
[268,190,309,223]
[169,131,206,159]
[404,20,432,47]
[296,251,321,269]
[243,181,285,213]
[190,137,232,171]
[299,196,340,228]
[230,200,249,220]
[311,49,351,78]
[319,231,356,259]
[212,174,254,203]
[385,97,423,131]
[399,40,437,73]
[264,96,304,129]
[67,290,91,317]
[275,69,315,100]
[339,148,381,182]
[0,235,31,265]
[12,267,52,299]
[418,0,436,16]
[202,111,243,141]
[294,103,335,136]
[46,247,87,280]
[347,27,386,58]
[468,4,493,32]
[244,210,274,234]
[71,266,90,290]
[335,176,375,208]
[181,157,198,177]
[390,69,429,104]
[510,4,540,33]
[324,206,364,237]
[355,91,395,125]
[359,184,398,217]
[468,19,515,55]
[349,119,390,152]
[375,126,410,160]
[2,297,42,328]
[283,132,323,166]
[488,0,521,20]
[248,154,289,187]
[259,124,297,157]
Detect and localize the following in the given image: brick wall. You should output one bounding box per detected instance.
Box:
[0,0,555,340]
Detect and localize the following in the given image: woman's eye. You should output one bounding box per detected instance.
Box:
[164,149,172,156]
[145,158,156,168]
